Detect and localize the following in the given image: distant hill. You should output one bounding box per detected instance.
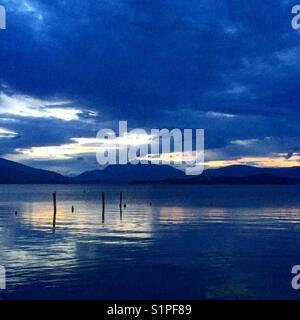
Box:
[0,158,69,184]
[134,173,300,185]
[2,157,300,184]
[72,163,186,183]
[203,165,300,179]
[74,164,300,183]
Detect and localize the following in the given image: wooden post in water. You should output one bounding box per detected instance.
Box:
[53,192,57,230]
[119,192,123,219]
[102,192,105,222]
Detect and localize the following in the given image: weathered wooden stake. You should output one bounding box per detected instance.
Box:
[53,192,57,230]
[119,192,123,219]
[102,192,105,222]
[119,192,123,208]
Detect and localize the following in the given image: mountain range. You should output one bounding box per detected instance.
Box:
[1,157,300,184]
[0,158,68,184]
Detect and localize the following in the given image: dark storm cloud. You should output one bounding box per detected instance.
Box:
[0,0,292,114]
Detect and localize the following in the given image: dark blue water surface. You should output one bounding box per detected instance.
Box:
[1,184,300,300]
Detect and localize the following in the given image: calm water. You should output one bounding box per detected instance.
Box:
[1,184,300,300]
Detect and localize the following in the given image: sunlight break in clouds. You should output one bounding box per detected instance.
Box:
[0,127,17,138]
[0,92,84,121]
[206,155,300,168]
[140,151,198,164]
[6,134,154,161]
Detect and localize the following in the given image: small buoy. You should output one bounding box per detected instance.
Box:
[71,205,74,213]
[15,211,18,216]
[150,202,152,206]
[123,204,126,208]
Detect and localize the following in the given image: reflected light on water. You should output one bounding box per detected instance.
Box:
[1,184,300,299]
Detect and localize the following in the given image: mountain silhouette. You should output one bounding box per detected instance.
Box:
[1,158,300,184]
[135,173,300,185]
[203,165,300,179]
[0,158,69,183]
[72,163,186,183]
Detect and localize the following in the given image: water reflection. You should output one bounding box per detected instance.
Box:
[1,184,300,299]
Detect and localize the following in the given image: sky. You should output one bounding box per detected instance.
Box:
[0,0,300,175]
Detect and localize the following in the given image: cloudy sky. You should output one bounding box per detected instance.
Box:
[0,0,300,175]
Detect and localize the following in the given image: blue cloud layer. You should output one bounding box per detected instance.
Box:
[0,0,300,173]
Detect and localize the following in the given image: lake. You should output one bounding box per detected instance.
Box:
[0,184,300,300]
